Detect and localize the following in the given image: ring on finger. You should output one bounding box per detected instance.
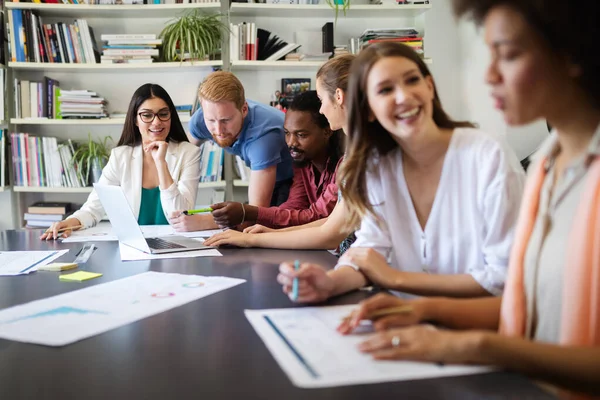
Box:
[391,335,401,347]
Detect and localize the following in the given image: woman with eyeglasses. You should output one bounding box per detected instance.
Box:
[40,83,201,240]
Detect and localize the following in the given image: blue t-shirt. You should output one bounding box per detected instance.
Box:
[189,99,293,183]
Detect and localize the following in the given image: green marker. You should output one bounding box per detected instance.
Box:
[182,207,213,215]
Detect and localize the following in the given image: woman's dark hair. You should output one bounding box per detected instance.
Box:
[452,0,600,109]
[288,90,344,170]
[339,42,474,228]
[117,83,189,147]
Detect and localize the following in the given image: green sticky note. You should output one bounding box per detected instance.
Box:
[59,271,103,282]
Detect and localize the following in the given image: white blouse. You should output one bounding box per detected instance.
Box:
[337,128,525,295]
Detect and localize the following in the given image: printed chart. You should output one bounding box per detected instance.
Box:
[0,271,245,346]
[245,305,491,388]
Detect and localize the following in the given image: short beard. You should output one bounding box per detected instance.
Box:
[211,134,236,148]
[292,159,308,168]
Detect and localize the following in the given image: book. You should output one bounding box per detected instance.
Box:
[28,202,72,214]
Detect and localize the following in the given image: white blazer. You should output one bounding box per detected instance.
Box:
[69,141,201,228]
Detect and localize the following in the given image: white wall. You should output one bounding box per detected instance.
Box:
[458,22,549,160]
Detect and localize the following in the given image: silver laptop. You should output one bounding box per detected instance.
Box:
[93,184,213,254]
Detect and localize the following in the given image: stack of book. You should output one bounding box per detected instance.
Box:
[10,133,87,188]
[24,202,73,229]
[7,11,99,64]
[58,90,108,119]
[359,28,424,57]
[100,34,161,64]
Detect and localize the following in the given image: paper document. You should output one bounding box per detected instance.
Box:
[62,222,222,243]
[0,250,70,276]
[245,305,491,388]
[119,243,222,261]
[0,271,245,346]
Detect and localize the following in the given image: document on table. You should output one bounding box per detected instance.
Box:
[119,243,222,261]
[62,222,222,243]
[245,305,491,388]
[0,271,245,346]
[0,250,70,276]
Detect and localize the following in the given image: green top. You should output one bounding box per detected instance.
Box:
[137,187,169,225]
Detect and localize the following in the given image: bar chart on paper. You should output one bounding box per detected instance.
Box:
[0,272,245,346]
[245,305,492,388]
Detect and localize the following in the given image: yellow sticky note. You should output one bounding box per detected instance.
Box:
[59,271,103,282]
[39,262,78,272]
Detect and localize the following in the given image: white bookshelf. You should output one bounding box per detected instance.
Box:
[14,186,93,194]
[0,187,7,193]
[233,180,249,187]
[230,60,324,70]
[229,3,431,18]
[5,2,221,18]
[9,61,223,72]
[10,115,191,125]
[13,182,224,193]
[198,181,226,189]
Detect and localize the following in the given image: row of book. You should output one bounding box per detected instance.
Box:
[7,10,100,64]
[0,131,8,188]
[0,69,5,122]
[359,28,424,56]
[24,202,74,229]
[13,78,108,119]
[101,34,161,64]
[234,155,251,182]
[9,0,218,3]
[198,141,224,183]
[229,23,301,62]
[10,133,87,188]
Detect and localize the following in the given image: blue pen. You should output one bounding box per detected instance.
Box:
[292,260,300,301]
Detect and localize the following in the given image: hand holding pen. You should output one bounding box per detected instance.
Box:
[337,293,425,335]
[39,219,83,241]
[277,261,335,303]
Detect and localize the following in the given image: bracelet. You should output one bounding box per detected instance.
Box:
[240,203,246,225]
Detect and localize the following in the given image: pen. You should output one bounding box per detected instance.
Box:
[44,225,84,240]
[182,207,213,215]
[341,305,414,324]
[291,259,300,301]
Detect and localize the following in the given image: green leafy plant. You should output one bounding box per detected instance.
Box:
[325,0,350,25]
[72,134,113,185]
[159,11,225,62]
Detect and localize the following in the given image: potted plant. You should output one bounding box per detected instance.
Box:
[72,134,113,186]
[325,0,350,25]
[159,10,226,62]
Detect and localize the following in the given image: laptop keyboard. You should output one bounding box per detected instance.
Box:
[145,237,186,250]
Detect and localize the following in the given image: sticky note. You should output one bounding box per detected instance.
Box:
[59,271,103,282]
[38,262,78,272]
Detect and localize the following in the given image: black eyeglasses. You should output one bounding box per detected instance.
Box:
[138,110,171,123]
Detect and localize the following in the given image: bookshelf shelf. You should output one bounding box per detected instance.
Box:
[12,182,225,193]
[0,187,7,193]
[229,3,431,18]
[8,61,223,72]
[14,186,93,194]
[10,115,191,125]
[198,181,226,189]
[233,180,249,187]
[230,60,324,69]
[5,2,221,18]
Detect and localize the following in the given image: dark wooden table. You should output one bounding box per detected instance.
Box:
[0,229,556,400]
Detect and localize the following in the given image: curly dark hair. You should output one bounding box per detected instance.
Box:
[288,90,344,172]
[452,0,600,109]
